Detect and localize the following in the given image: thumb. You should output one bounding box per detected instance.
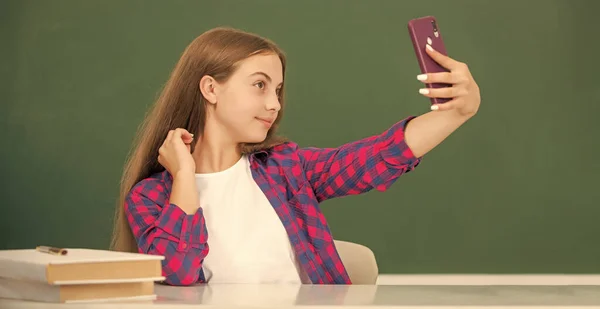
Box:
[182,132,194,144]
[173,128,193,141]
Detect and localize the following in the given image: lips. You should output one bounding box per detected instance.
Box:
[256,117,275,127]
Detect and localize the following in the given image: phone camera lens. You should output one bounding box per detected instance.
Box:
[431,20,439,37]
[431,20,438,32]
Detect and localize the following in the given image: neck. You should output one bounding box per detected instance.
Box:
[193,121,242,174]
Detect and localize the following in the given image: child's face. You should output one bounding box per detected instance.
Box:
[212,53,283,144]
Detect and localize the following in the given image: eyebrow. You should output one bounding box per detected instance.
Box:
[249,72,283,86]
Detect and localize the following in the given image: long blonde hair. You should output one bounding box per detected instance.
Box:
[110,27,288,252]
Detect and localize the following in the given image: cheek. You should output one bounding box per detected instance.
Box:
[220,93,260,123]
[230,92,262,114]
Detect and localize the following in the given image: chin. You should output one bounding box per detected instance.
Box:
[242,132,268,144]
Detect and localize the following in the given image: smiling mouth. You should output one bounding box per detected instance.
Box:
[256,117,273,127]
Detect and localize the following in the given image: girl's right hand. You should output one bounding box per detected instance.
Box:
[158,128,195,177]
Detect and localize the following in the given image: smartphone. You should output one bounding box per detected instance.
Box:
[408,16,451,104]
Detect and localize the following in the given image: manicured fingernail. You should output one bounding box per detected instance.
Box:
[190,133,194,137]
[431,105,439,111]
[419,88,429,95]
[417,74,427,81]
[426,44,434,52]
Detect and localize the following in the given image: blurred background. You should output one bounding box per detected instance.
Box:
[1,0,599,275]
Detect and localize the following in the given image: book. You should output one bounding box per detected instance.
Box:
[0,248,164,284]
[0,277,157,303]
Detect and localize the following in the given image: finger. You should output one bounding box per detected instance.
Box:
[425,44,462,71]
[173,128,193,142]
[182,133,194,144]
[165,130,175,143]
[417,72,467,85]
[419,86,465,98]
[430,99,460,111]
[183,137,193,145]
[157,153,163,166]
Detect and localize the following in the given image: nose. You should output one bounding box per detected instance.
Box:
[265,93,281,112]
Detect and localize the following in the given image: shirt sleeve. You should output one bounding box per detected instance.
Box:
[296,116,421,202]
[124,177,209,285]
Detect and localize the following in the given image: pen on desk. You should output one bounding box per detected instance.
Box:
[36,246,68,255]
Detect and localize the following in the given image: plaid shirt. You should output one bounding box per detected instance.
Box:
[125,116,421,285]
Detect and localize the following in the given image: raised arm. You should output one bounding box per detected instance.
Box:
[404,43,481,158]
[297,116,421,202]
[297,44,480,202]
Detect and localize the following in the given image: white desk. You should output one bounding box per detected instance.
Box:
[2,284,600,308]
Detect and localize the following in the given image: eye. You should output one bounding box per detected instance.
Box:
[254,81,266,90]
[276,87,282,97]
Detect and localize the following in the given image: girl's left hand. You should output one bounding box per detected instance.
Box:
[417,44,481,117]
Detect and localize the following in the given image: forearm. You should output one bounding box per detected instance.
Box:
[125,176,209,285]
[149,237,207,286]
[136,201,208,285]
[139,208,208,285]
[297,117,422,201]
[169,171,200,215]
[404,109,473,158]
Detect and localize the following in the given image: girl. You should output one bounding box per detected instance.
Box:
[110,27,480,286]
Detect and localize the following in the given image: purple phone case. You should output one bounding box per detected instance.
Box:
[408,16,451,104]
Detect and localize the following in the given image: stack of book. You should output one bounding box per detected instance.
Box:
[0,247,165,303]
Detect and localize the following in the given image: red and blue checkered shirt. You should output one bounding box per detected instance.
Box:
[125,116,421,285]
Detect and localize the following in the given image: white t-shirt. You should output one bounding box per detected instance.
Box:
[195,155,309,284]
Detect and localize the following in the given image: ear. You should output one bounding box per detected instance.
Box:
[199,75,218,104]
